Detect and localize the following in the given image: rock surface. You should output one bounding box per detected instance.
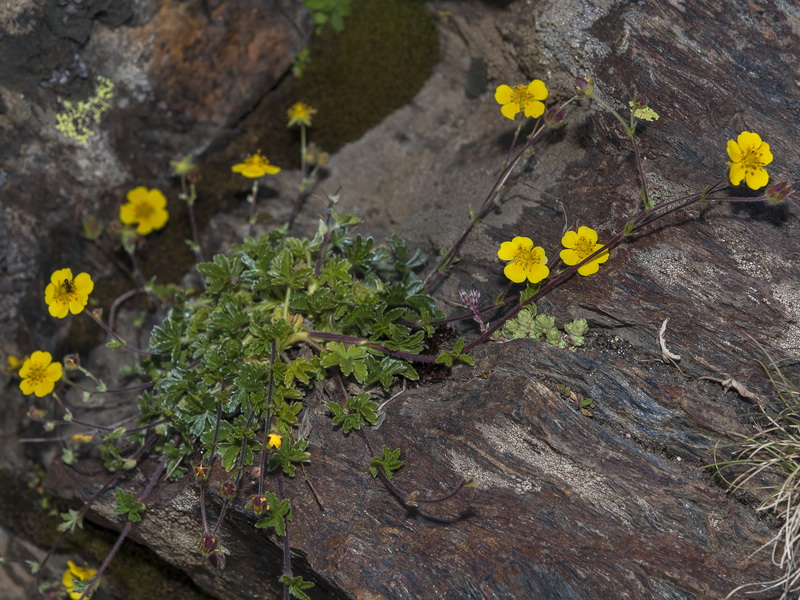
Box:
[5,0,800,599]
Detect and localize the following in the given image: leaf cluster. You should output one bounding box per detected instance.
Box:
[492,304,588,348]
[137,210,442,482]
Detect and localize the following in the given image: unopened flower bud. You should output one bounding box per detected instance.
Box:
[575,76,594,97]
[766,181,791,204]
[630,94,647,108]
[544,106,567,128]
[63,354,80,370]
[81,216,103,241]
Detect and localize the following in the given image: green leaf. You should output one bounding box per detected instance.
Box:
[196,254,243,294]
[369,446,404,480]
[280,574,314,600]
[254,493,292,536]
[519,285,539,306]
[268,439,311,477]
[284,357,318,387]
[113,489,146,522]
[57,508,83,533]
[435,338,474,367]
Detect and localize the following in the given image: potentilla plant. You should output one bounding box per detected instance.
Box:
[6,76,793,600]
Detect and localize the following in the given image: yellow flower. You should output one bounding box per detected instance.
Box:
[44,268,94,318]
[71,433,94,444]
[231,151,281,178]
[727,131,773,190]
[62,560,97,600]
[287,102,317,127]
[560,226,609,276]
[19,351,63,397]
[120,187,169,235]
[494,80,548,120]
[267,433,282,450]
[5,354,26,374]
[497,237,550,284]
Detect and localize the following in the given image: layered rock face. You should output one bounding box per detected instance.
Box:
[3,0,800,599]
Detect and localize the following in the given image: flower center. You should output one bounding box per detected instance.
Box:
[246,154,267,168]
[573,236,594,259]
[509,84,532,107]
[134,200,155,221]
[742,148,766,172]
[56,279,75,302]
[515,247,541,269]
[27,362,47,384]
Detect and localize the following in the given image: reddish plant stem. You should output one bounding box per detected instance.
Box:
[37,434,158,577]
[77,445,169,600]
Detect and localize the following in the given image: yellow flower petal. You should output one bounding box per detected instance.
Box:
[758,142,774,165]
[51,268,73,285]
[728,162,745,186]
[526,263,550,283]
[745,167,769,190]
[577,261,601,276]
[726,139,743,162]
[576,226,598,245]
[523,100,545,119]
[503,262,527,283]
[561,248,588,266]
[119,203,136,225]
[737,131,762,152]
[73,273,94,296]
[49,301,69,318]
[46,361,63,382]
[20,378,36,395]
[498,237,532,261]
[500,102,520,120]
[561,230,578,248]
[494,85,513,104]
[527,79,549,101]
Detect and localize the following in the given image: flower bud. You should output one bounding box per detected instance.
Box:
[220,480,237,499]
[575,76,594,97]
[81,216,103,241]
[544,106,567,128]
[63,354,80,370]
[247,494,270,516]
[630,94,647,108]
[766,181,791,204]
